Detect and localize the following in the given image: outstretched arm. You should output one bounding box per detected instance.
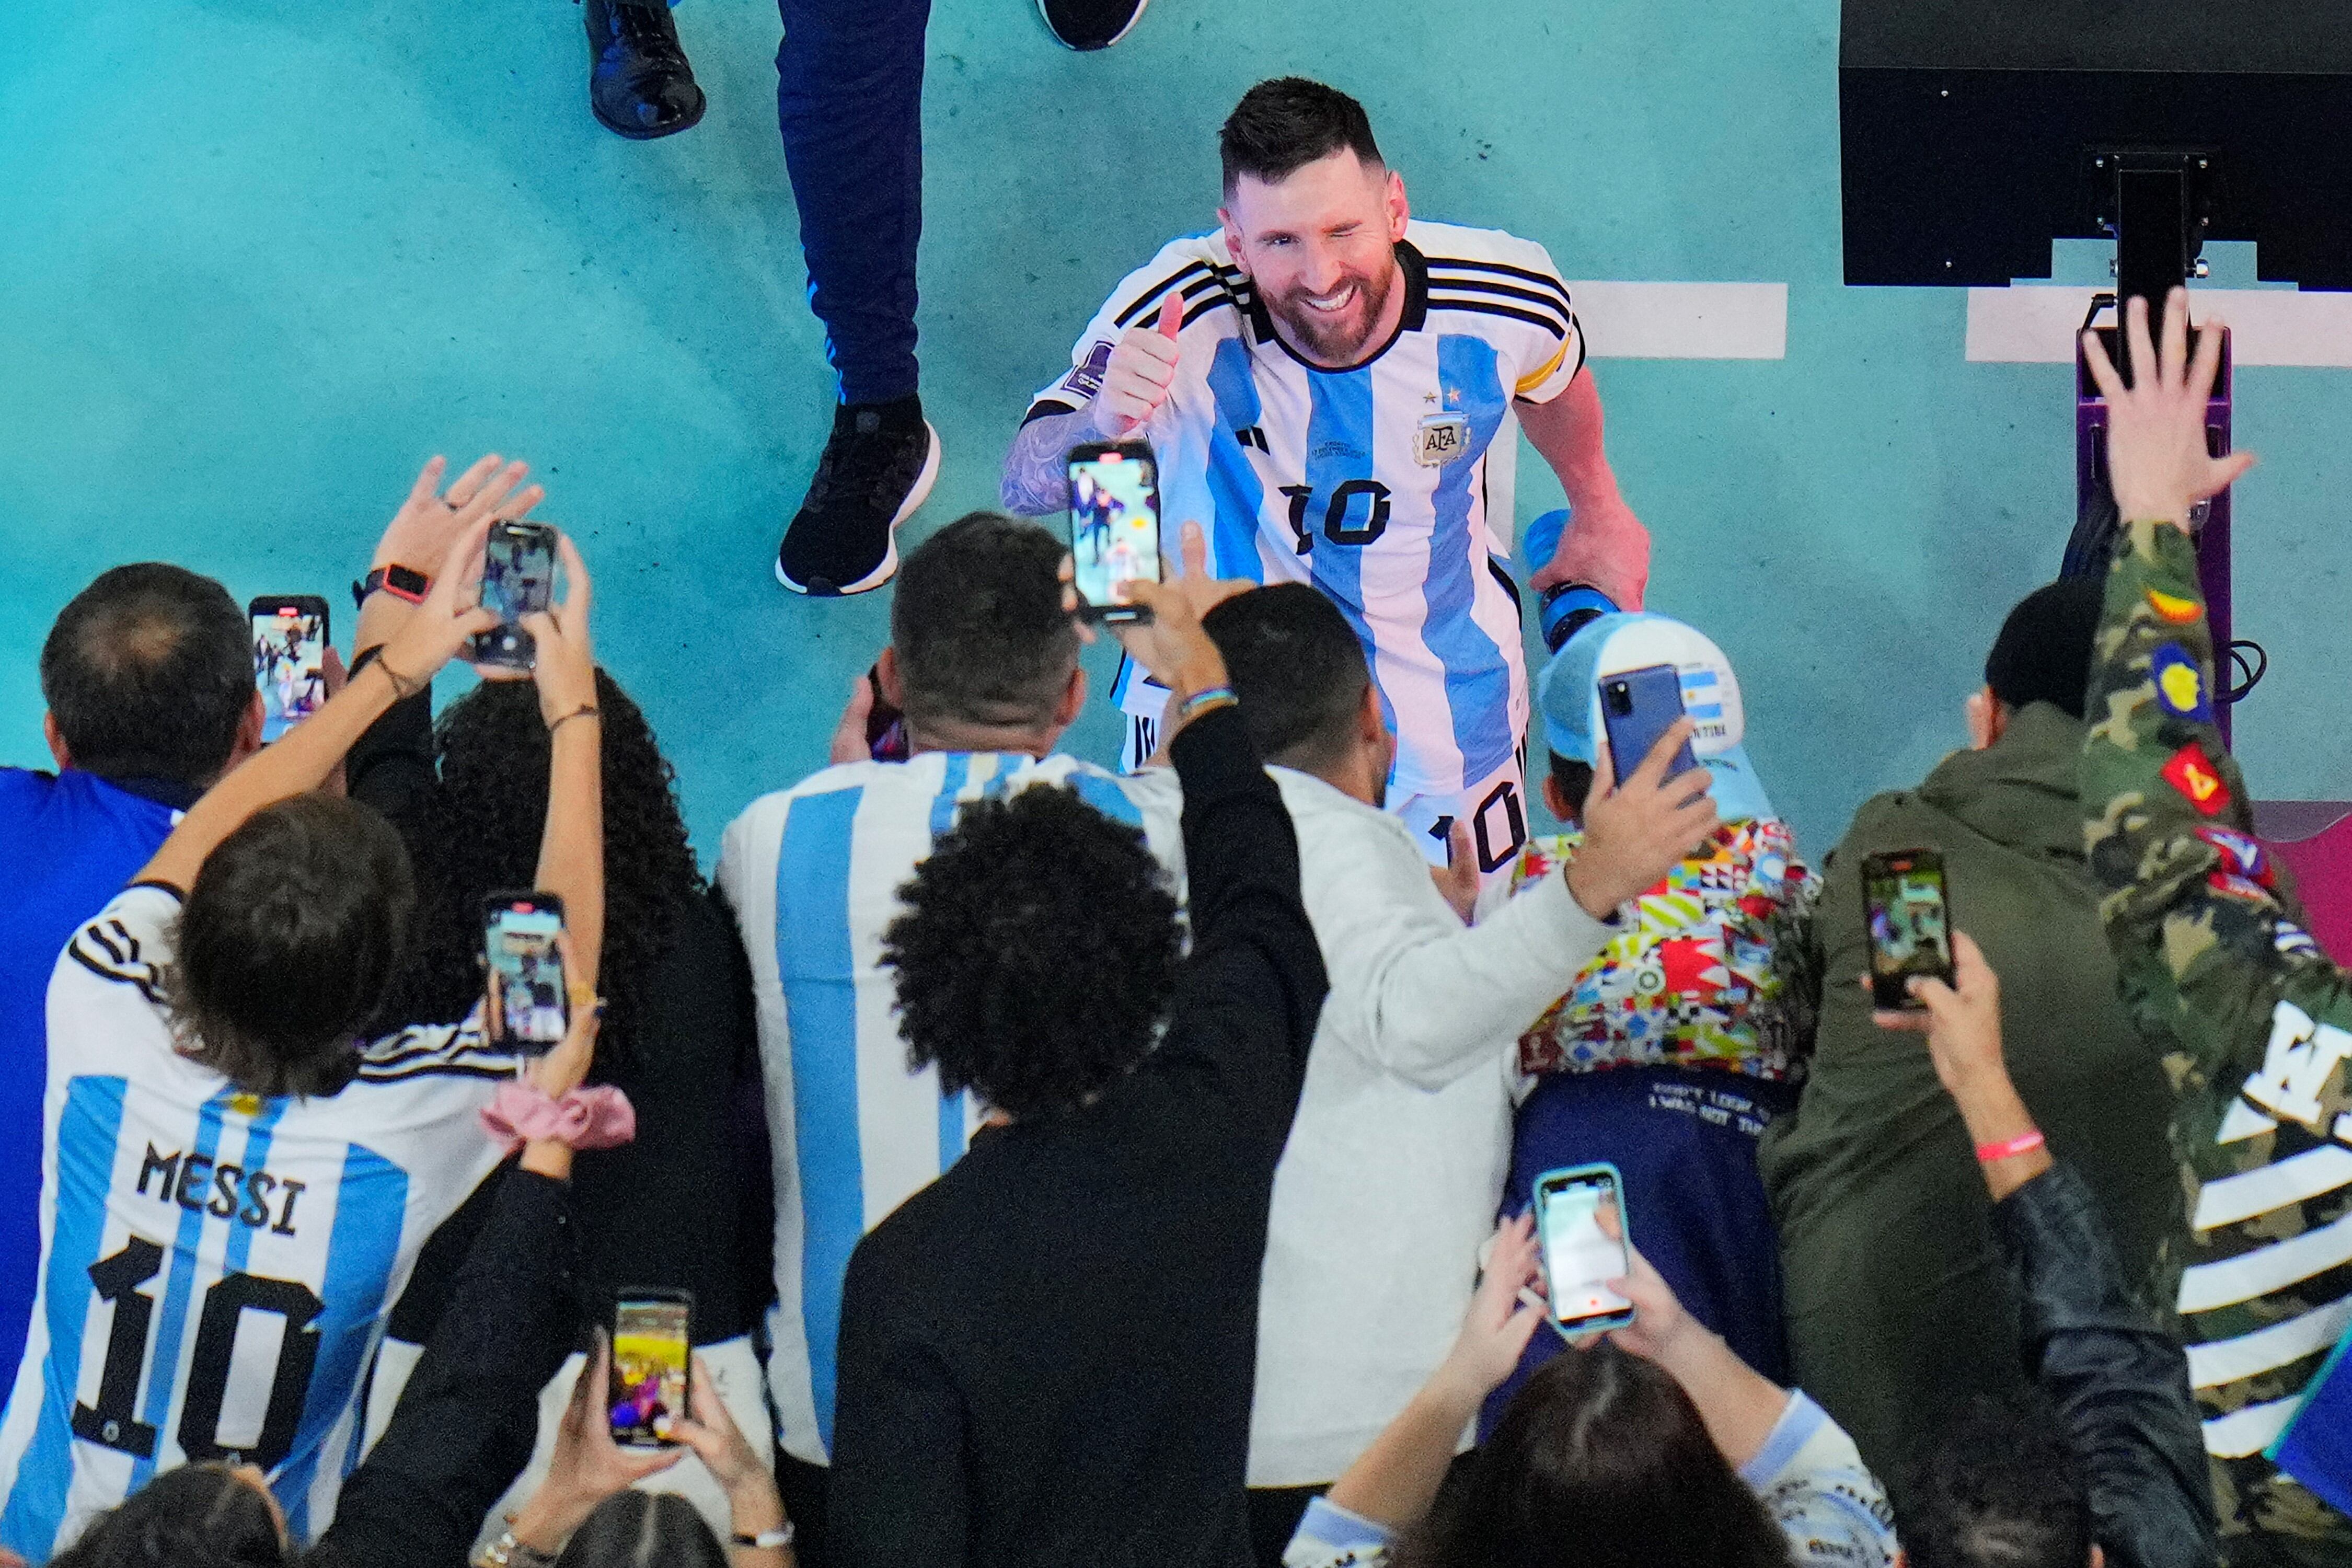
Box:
[521,534,605,994]
[1518,372,1648,606]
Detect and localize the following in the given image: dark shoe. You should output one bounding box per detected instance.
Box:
[584,0,706,141]
[776,399,941,596]
[1037,0,1150,50]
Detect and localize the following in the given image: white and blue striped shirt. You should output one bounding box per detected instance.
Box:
[0,885,512,1561]
[716,753,1185,1467]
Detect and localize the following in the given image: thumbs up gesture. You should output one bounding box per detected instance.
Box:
[1086,289,1186,439]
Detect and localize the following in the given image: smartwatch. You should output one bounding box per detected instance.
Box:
[353,564,430,609]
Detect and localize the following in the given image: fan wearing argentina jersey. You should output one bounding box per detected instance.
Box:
[0,508,601,1564]
[2080,292,2351,1561]
[714,513,1183,1539]
[1003,76,1651,892]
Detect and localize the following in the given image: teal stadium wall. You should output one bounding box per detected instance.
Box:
[4,0,2346,860]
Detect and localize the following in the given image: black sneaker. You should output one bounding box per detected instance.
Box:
[1037,0,1151,50]
[584,0,706,141]
[776,400,941,596]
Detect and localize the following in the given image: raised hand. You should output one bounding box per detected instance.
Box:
[510,1333,681,1555]
[1564,721,1720,918]
[1086,290,1185,439]
[375,516,502,693]
[524,532,598,726]
[2081,289,2256,528]
[374,454,544,575]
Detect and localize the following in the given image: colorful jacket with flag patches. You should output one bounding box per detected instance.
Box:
[2083,518,2352,1560]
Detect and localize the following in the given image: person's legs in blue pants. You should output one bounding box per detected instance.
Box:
[770,0,943,596]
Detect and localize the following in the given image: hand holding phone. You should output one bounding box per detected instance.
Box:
[609,1290,694,1448]
[1598,664,1698,786]
[1861,849,1955,1010]
[250,597,331,743]
[1534,1163,1635,1333]
[485,892,569,1053]
[1067,442,1163,623]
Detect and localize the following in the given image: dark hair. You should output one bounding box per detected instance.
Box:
[1984,579,2103,721]
[50,1463,285,1568]
[40,563,253,785]
[882,786,1180,1120]
[170,794,415,1097]
[1220,77,1384,194]
[367,668,699,1070]
[554,1491,729,1568]
[1902,1392,2091,1568]
[1396,1345,1791,1568]
[890,513,1080,735]
[1202,585,1371,773]
[1548,752,1595,820]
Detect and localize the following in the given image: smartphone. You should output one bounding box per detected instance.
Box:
[863,663,908,763]
[250,596,331,744]
[482,891,567,1053]
[1066,442,1162,624]
[470,521,559,671]
[1534,1163,1635,1333]
[1599,663,1698,785]
[608,1289,693,1449]
[1861,849,1955,1010]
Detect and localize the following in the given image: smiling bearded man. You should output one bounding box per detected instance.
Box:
[1003,76,1650,902]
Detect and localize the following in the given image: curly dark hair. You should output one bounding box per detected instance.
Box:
[1396,1344,1790,1568]
[881,785,1180,1120]
[1901,1391,2090,1568]
[368,668,701,1070]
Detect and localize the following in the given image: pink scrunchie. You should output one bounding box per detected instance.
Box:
[481,1081,637,1151]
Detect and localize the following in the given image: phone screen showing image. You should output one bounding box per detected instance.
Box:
[1535,1167,1633,1331]
[485,897,567,1052]
[473,524,557,668]
[609,1295,691,1448]
[252,604,329,744]
[1067,446,1161,620]
[1863,850,1954,1009]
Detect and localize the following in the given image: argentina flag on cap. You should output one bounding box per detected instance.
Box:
[1535,612,1776,822]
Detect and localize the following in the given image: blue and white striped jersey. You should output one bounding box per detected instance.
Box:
[1030,220,1584,801]
[0,885,513,1562]
[716,752,1185,1468]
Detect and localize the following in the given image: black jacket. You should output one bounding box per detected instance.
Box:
[1994,1162,2217,1568]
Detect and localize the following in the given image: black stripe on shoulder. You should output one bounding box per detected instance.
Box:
[1024,398,1079,426]
[1181,295,1238,330]
[1419,274,1571,327]
[1422,257,1573,308]
[1112,260,1214,328]
[356,1059,517,1085]
[1426,296,1569,340]
[87,922,126,966]
[68,942,167,1007]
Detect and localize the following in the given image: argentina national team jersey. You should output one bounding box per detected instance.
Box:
[1030,220,1584,802]
[717,752,1185,1468]
[0,885,513,1562]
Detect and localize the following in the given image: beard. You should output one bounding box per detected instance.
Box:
[1266,261,1398,366]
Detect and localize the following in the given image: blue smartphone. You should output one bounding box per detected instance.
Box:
[1534,1162,1634,1332]
[1598,663,1698,782]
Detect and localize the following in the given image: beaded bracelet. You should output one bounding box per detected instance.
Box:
[1177,685,1237,723]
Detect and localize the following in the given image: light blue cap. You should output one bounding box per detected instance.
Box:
[1536,611,1776,821]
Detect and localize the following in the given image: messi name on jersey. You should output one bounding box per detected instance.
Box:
[133,1142,308,1235]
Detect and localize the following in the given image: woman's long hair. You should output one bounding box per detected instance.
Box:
[369,667,702,1072]
[554,1491,730,1568]
[1395,1343,1791,1568]
[50,1463,286,1568]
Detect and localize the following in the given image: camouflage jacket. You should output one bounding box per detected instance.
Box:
[2083,519,2352,1558]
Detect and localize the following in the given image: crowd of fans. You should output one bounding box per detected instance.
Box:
[3,68,2348,1568]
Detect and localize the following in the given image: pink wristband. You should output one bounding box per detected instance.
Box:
[481,1082,637,1152]
[1975,1128,2046,1163]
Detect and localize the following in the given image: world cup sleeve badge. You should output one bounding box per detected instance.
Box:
[2160,741,2231,816]
[2150,641,2215,724]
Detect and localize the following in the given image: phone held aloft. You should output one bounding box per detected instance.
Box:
[1067,441,1162,625]
[1534,1162,1634,1333]
[1598,663,1698,781]
[1861,848,1954,1010]
[250,596,331,744]
[483,891,567,1054]
[472,520,559,671]
[609,1289,694,1448]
